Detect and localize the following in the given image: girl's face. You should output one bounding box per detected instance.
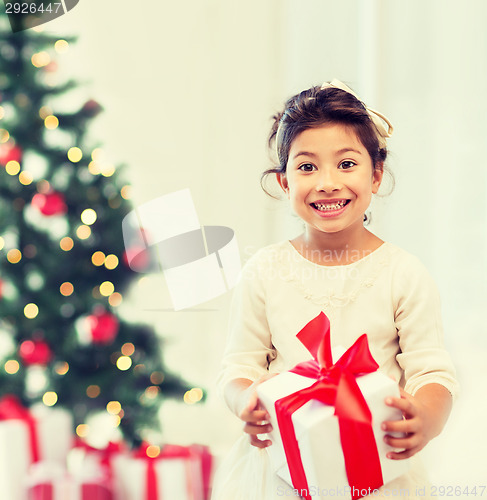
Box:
[277,123,382,240]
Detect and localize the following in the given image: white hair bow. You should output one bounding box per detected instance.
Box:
[321,79,393,149]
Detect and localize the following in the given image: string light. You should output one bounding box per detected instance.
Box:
[150,371,165,385]
[88,161,100,175]
[60,237,74,251]
[19,171,34,185]
[44,115,59,130]
[91,251,105,266]
[108,293,122,307]
[91,148,103,161]
[106,401,122,415]
[6,161,21,175]
[0,129,10,143]
[4,360,20,374]
[31,51,51,68]
[24,303,39,319]
[81,208,97,225]
[99,281,114,296]
[146,445,161,458]
[42,391,58,406]
[7,249,22,264]
[86,385,100,398]
[104,254,119,270]
[183,387,204,404]
[67,147,82,163]
[54,362,69,375]
[111,415,121,427]
[101,165,115,177]
[121,343,135,356]
[76,424,89,438]
[39,106,52,119]
[0,237,4,250]
[120,186,131,199]
[54,40,69,54]
[0,106,4,119]
[145,386,160,399]
[60,282,74,296]
[116,356,132,371]
[76,225,91,240]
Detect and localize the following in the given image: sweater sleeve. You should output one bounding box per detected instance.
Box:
[216,248,277,398]
[392,253,459,399]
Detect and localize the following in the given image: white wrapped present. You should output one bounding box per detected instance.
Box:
[256,312,410,500]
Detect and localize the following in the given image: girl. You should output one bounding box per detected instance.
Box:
[212,80,458,499]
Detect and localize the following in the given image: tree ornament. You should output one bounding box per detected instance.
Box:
[19,339,52,366]
[0,143,22,165]
[31,191,67,216]
[81,99,103,118]
[87,308,119,345]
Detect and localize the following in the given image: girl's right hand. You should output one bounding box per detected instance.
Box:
[237,375,276,449]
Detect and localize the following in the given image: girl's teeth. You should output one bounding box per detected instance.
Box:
[314,201,347,211]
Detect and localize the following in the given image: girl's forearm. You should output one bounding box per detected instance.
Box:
[414,383,453,439]
[224,378,254,416]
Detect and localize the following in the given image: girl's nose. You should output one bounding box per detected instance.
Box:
[315,168,341,192]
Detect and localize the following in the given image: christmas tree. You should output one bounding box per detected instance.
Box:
[0,11,196,447]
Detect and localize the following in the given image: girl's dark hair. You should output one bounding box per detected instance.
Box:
[262,85,390,196]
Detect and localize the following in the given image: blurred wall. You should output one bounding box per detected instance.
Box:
[46,0,486,482]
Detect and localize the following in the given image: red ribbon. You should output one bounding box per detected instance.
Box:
[274,312,383,500]
[135,443,200,500]
[0,394,40,463]
[74,438,125,479]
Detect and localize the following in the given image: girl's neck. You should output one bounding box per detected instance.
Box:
[291,227,383,266]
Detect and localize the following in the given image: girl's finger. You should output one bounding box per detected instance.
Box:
[244,422,273,435]
[386,445,421,460]
[385,396,416,417]
[249,435,272,448]
[382,416,418,435]
[242,409,270,423]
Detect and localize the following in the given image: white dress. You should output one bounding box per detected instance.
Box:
[212,241,459,500]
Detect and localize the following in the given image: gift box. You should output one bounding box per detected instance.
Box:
[257,312,409,500]
[25,460,113,500]
[69,440,127,500]
[112,443,210,500]
[0,396,74,500]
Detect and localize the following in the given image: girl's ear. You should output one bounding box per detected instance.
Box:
[276,172,289,194]
[371,164,384,194]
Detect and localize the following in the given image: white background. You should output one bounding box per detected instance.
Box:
[44,0,486,486]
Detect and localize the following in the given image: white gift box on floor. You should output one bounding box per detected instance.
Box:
[257,355,410,499]
[31,403,74,463]
[0,419,31,500]
[112,447,204,500]
[0,398,73,500]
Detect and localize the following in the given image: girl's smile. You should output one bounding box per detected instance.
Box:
[277,123,383,243]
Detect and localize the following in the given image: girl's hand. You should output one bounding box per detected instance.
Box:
[381,385,451,460]
[236,375,276,449]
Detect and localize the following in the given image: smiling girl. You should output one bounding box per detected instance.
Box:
[212,80,458,499]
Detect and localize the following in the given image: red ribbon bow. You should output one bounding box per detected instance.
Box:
[274,312,383,500]
[0,394,40,463]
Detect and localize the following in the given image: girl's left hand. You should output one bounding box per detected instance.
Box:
[381,387,436,460]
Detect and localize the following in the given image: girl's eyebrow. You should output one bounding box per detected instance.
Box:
[292,148,363,160]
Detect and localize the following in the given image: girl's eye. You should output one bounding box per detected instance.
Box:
[338,161,356,170]
[298,163,316,172]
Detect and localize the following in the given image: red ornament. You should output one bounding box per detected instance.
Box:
[81,99,103,118]
[31,191,67,216]
[87,309,119,345]
[19,339,52,366]
[0,143,22,165]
